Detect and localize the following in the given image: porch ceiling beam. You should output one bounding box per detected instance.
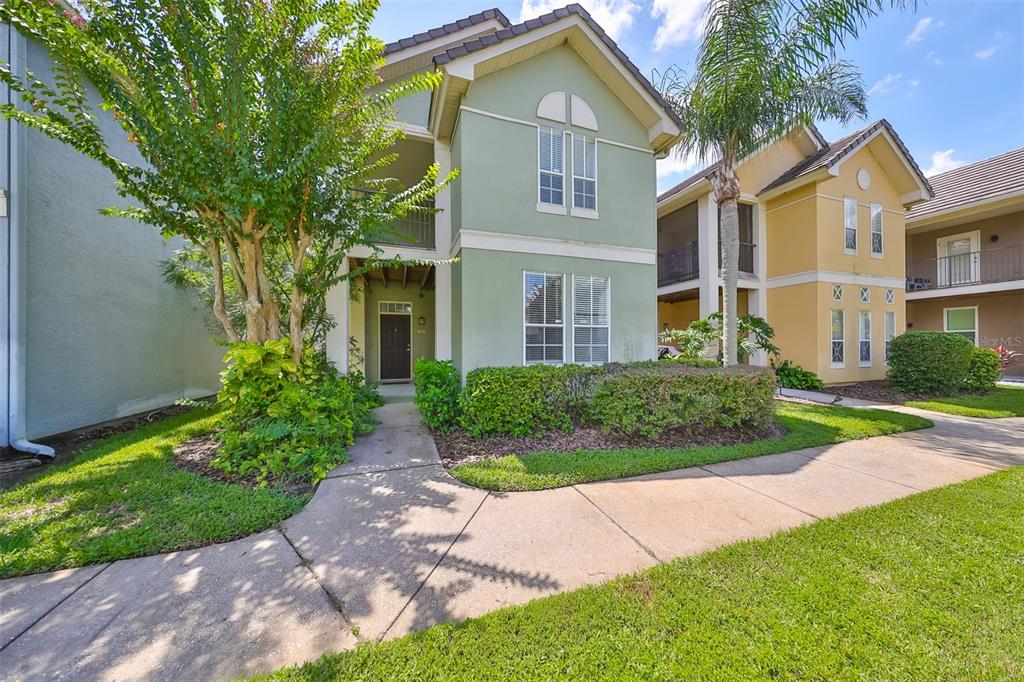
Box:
[381,268,388,288]
[419,266,431,290]
[402,265,408,289]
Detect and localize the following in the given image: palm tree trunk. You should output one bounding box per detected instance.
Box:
[715,157,741,366]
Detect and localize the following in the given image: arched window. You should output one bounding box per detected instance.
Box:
[535,93,599,217]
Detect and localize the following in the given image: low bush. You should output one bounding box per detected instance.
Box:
[773,359,825,390]
[215,339,381,484]
[590,365,776,439]
[964,347,1001,391]
[414,358,462,433]
[887,332,973,395]
[459,365,602,437]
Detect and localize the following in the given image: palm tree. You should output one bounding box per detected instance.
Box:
[658,0,913,365]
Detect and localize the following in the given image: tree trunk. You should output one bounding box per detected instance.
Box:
[714,157,741,366]
[205,238,240,342]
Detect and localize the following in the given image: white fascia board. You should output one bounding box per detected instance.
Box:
[832,127,933,201]
[905,279,1024,300]
[766,270,906,289]
[382,20,508,68]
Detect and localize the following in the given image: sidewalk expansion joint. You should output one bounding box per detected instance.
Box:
[0,562,112,654]
[572,486,661,563]
[788,452,925,492]
[325,462,440,480]
[277,528,363,643]
[697,466,822,521]
[379,491,491,642]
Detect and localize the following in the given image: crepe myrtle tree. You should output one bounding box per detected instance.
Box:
[657,0,912,365]
[0,0,454,363]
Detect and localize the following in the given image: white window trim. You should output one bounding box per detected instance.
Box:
[943,305,979,347]
[843,196,858,256]
[860,286,870,303]
[870,202,884,259]
[858,310,872,368]
[523,271,567,366]
[570,132,599,219]
[377,301,414,383]
[885,288,895,305]
[537,127,565,210]
[884,310,896,364]
[831,309,845,369]
[832,284,844,302]
[571,274,611,365]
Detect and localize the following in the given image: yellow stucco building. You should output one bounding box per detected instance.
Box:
[657,121,934,383]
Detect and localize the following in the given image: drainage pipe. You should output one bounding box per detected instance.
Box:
[4,24,55,459]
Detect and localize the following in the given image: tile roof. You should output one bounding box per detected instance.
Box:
[382,8,511,56]
[758,119,931,196]
[906,147,1024,221]
[431,4,683,127]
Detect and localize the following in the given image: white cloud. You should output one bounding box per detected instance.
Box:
[974,45,998,60]
[868,73,902,97]
[925,50,943,66]
[519,0,640,41]
[650,0,708,52]
[657,147,702,179]
[905,17,941,45]
[923,149,967,177]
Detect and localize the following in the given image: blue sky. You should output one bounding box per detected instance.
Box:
[371,0,1024,192]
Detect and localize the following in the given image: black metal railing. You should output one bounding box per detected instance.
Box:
[658,243,699,286]
[355,189,436,249]
[906,245,1022,292]
[717,242,756,276]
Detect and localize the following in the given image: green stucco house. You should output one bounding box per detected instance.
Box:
[327,5,683,383]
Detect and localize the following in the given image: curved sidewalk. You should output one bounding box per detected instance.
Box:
[2,402,1022,681]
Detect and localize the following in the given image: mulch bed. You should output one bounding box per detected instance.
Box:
[434,421,787,467]
[173,435,313,496]
[826,381,919,403]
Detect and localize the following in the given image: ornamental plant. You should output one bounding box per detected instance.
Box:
[0,0,455,364]
[887,332,973,395]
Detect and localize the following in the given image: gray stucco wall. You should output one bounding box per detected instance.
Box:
[22,39,223,438]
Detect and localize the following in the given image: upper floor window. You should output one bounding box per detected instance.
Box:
[843,197,857,254]
[572,134,597,211]
[870,203,883,257]
[538,127,564,207]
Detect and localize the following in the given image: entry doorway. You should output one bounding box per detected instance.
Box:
[379,303,412,382]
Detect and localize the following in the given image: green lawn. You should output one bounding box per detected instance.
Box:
[256,466,1024,681]
[450,402,932,491]
[906,385,1024,418]
[0,410,307,578]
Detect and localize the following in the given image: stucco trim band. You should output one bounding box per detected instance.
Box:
[905,279,1024,300]
[453,229,656,265]
[766,270,906,289]
[459,106,654,155]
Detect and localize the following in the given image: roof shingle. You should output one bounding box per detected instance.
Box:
[906,147,1024,221]
[382,8,511,56]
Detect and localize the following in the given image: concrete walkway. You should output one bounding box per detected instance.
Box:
[2,403,1022,681]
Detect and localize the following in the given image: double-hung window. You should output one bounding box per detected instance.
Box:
[572,134,597,212]
[572,275,610,363]
[859,310,872,367]
[944,306,978,346]
[538,127,564,207]
[843,197,857,254]
[884,311,896,362]
[870,203,883,257]
[831,309,845,368]
[524,272,565,364]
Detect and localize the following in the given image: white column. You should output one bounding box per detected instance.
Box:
[324,259,349,373]
[748,201,770,366]
[697,192,720,319]
[433,139,453,361]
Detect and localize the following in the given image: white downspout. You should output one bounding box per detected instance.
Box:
[4,24,55,459]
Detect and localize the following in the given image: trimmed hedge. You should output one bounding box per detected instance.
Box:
[413,358,462,433]
[591,365,776,439]
[887,332,973,395]
[453,361,776,439]
[965,347,1001,391]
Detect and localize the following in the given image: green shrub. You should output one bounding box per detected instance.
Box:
[590,365,776,439]
[964,347,1001,391]
[459,365,602,437]
[657,356,719,368]
[887,332,973,395]
[773,359,825,390]
[215,339,380,484]
[414,358,462,432]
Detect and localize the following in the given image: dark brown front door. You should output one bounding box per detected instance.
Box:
[380,314,411,381]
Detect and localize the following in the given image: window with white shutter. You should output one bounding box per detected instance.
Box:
[524,272,565,364]
[870,203,883,256]
[844,197,857,254]
[572,134,597,211]
[572,275,610,364]
[538,127,564,206]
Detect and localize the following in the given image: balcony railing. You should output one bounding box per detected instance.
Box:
[717,242,756,276]
[906,245,1022,292]
[355,189,436,249]
[658,243,699,287]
